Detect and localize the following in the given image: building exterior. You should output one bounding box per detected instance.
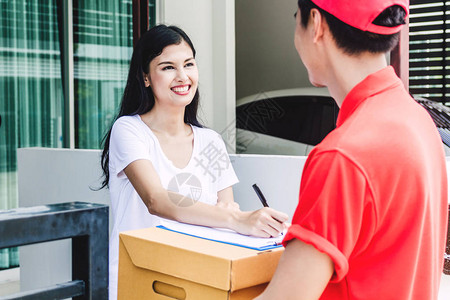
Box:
[0,0,448,272]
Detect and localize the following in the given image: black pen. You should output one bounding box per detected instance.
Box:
[252,183,285,236]
[252,183,269,207]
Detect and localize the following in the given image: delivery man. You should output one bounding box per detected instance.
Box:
[256,1,448,299]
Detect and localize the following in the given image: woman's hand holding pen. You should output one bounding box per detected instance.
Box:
[231,208,289,238]
[230,183,289,238]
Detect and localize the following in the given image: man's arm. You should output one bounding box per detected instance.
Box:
[255,239,334,300]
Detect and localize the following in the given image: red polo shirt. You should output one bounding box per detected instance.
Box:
[283,66,448,299]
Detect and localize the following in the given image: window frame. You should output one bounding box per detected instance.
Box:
[61,0,153,148]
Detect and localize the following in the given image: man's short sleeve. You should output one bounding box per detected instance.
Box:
[282,150,376,282]
[109,116,153,177]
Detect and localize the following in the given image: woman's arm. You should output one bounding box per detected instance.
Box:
[216,187,240,210]
[124,159,288,237]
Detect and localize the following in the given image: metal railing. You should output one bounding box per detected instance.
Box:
[0,202,108,299]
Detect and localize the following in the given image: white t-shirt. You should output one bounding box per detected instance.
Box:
[108,114,238,300]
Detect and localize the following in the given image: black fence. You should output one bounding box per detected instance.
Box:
[0,202,108,299]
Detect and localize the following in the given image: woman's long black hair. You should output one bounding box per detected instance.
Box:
[100,25,203,189]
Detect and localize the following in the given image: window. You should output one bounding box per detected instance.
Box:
[409,0,449,104]
[73,0,133,148]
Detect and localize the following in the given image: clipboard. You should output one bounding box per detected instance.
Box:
[157,219,284,251]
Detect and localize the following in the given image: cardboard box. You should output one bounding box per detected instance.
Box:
[118,227,284,299]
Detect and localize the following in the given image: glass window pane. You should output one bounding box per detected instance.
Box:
[0,0,63,269]
[73,0,134,149]
[149,0,156,26]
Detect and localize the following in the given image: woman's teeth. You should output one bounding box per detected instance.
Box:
[172,86,189,93]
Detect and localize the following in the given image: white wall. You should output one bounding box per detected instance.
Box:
[231,154,305,216]
[235,0,312,100]
[160,0,236,151]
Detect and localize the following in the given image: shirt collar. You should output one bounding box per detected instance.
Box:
[336,66,403,127]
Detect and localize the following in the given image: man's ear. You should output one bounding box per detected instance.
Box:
[310,8,325,43]
[143,73,151,88]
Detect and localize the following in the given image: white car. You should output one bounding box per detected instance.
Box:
[236,87,338,156]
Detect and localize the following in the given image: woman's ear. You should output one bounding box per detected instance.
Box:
[143,73,151,88]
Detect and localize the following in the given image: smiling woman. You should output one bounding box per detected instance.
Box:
[143,41,199,109]
[100,25,289,300]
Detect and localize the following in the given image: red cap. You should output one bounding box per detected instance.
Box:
[310,0,409,34]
